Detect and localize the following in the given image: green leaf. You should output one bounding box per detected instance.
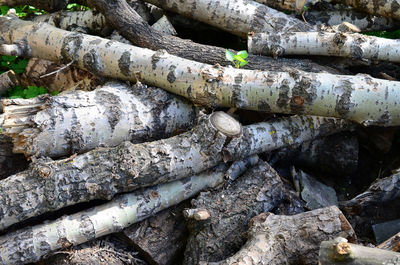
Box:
[0,6,10,16]
[239,61,248,67]
[51,91,60,96]
[225,49,235,62]
[23,86,47,98]
[233,54,246,63]
[237,50,248,59]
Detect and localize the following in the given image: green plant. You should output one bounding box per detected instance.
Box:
[0,56,29,74]
[363,29,400,39]
[3,85,47,99]
[225,50,248,68]
[0,5,46,17]
[66,3,90,11]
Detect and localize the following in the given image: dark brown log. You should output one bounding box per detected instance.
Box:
[86,0,339,73]
[340,172,400,238]
[319,237,400,265]
[122,201,189,265]
[210,206,356,265]
[183,160,305,264]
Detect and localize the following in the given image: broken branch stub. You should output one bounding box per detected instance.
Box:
[0,115,351,231]
[1,16,399,125]
[319,237,400,265]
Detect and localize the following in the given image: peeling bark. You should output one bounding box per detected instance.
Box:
[87,0,335,73]
[249,31,400,63]
[208,206,356,265]
[1,82,197,158]
[140,0,313,37]
[2,16,400,125]
[319,237,400,265]
[340,171,400,237]
[183,160,305,264]
[0,113,350,231]
[0,164,231,265]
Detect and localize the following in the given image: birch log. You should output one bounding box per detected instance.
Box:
[1,82,197,158]
[208,206,356,265]
[2,16,400,125]
[139,0,313,37]
[248,31,400,63]
[87,0,333,73]
[319,237,400,265]
[0,164,231,265]
[331,0,400,20]
[0,113,351,231]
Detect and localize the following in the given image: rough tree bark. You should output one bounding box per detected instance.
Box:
[0,163,236,265]
[140,0,313,37]
[331,0,400,20]
[87,0,333,73]
[0,70,19,96]
[248,31,400,63]
[0,113,350,231]
[208,206,356,265]
[0,82,197,158]
[340,171,400,237]
[377,231,400,251]
[319,237,400,265]
[183,160,304,264]
[2,16,400,125]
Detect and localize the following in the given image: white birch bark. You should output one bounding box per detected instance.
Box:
[0,164,235,265]
[248,31,400,63]
[2,16,399,125]
[0,82,197,158]
[0,113,351,231]
[141,0,313,37]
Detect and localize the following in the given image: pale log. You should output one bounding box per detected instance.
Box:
[2,16,400,125]
[1,82,197,158]
[0,114,350,231]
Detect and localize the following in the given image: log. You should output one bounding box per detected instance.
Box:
[0,113,350,231]
[1,82,197,158]
[139,0,313,38]
[87,0,334,73]
[340,171,400,237]
[208,206,356,265]
[0,70,20,96]
[122,201,189,265]
[0,134,28,179]
[183,160,305,264]
[0,0,70,12]
[331,0,400,21]
[378,232,400,252]
[248,31,400,63]
[319,237,400,265]
[0,163,231,265]
[2,16,400,125]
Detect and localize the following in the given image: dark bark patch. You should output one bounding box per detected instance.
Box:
[258,100,272,112]
[335,80,355,118]
[151,50,164,70]
[392,1,400,14]
[82,49,104,76]
[376,111,391,125]
[95,90,122,133]
[167,65,177,83]
[89,39,102,45]
[277,80,290,110]
[61,33,83,62]
[118,51,132,77]
[290,76,317,113]
[79,214,96,240]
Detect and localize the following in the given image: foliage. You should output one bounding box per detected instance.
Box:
[3,85,47,99]
[225,50,248,68]
[0,56,29,74]
[0,5,46,17]
[66,3,90,11]
[363,29,400,39]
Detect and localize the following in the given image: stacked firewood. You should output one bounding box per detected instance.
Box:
[0,0,400,264]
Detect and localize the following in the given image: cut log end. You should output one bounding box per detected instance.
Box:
[209,111,242,138]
